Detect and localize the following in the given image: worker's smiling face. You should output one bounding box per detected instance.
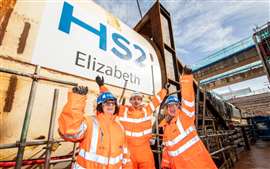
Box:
[167,103,178,116]
[130,96,143,109]
[102,100,116,114]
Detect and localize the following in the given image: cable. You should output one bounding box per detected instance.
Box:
[136,0,143,19]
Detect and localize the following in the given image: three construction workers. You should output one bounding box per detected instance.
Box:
[58,66,218,169]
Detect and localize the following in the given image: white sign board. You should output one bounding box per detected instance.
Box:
[31,0,162,94]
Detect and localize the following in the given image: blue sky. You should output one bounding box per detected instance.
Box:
[94,0,270,94]
[95,0,269,65]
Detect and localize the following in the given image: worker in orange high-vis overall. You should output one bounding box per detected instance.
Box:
[58,84,132,169]
[160,66,217,169]
[95,76,169,169]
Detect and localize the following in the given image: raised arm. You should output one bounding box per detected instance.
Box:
[145,83,169,115]
[180,66,195,122]
[58,86,89,142]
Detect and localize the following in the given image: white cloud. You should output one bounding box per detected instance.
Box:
[95,0,141,26]
[176,47,189,55]
[161,0,269,63]
[175,3,239,43]
[94,0,269,64]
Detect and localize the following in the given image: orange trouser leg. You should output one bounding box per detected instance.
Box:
[129,143,155,169]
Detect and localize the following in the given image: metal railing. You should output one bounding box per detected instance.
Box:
[0,64,78,168]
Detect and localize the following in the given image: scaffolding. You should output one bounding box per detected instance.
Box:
[253,22,270,82]
[0,65,78,168]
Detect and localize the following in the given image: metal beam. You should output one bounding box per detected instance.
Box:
[236,104,270,110]
[231,99,270,106]
[228,92,270,115]
[253,33,270,82]
[194,47,259,81]
[228,92,270,103]
[205,66,265,90]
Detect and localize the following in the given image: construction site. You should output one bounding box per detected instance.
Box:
[0,0,270,169]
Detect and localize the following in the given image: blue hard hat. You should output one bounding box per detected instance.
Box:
[97,92,116,104]
[165,95,179,105]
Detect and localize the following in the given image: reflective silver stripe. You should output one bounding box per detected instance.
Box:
[124,107,128,118]
[181,107,195,117]
[142,108,147,118]
[62,122,87,139]
[109,154,123,165]
[122,158,131,164]
[162,159,170,164]
[123,147,128,154]
[79,149,123,165]
[73,162,85,169]
[119,116,151,123]
[125,128,152,137]
[119,107,151,123]
[156,95,162,103]
[182,98,194,107]
[149,102,155,112]
[176,118,185,134]
[168,135,200,157]
[181,79,189,83]
[90,117,99,154]
[163,126,195,147]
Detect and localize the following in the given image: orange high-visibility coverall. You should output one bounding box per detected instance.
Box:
[100,86,167,169]
[58,91,132,169]
[160,74,217,169]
